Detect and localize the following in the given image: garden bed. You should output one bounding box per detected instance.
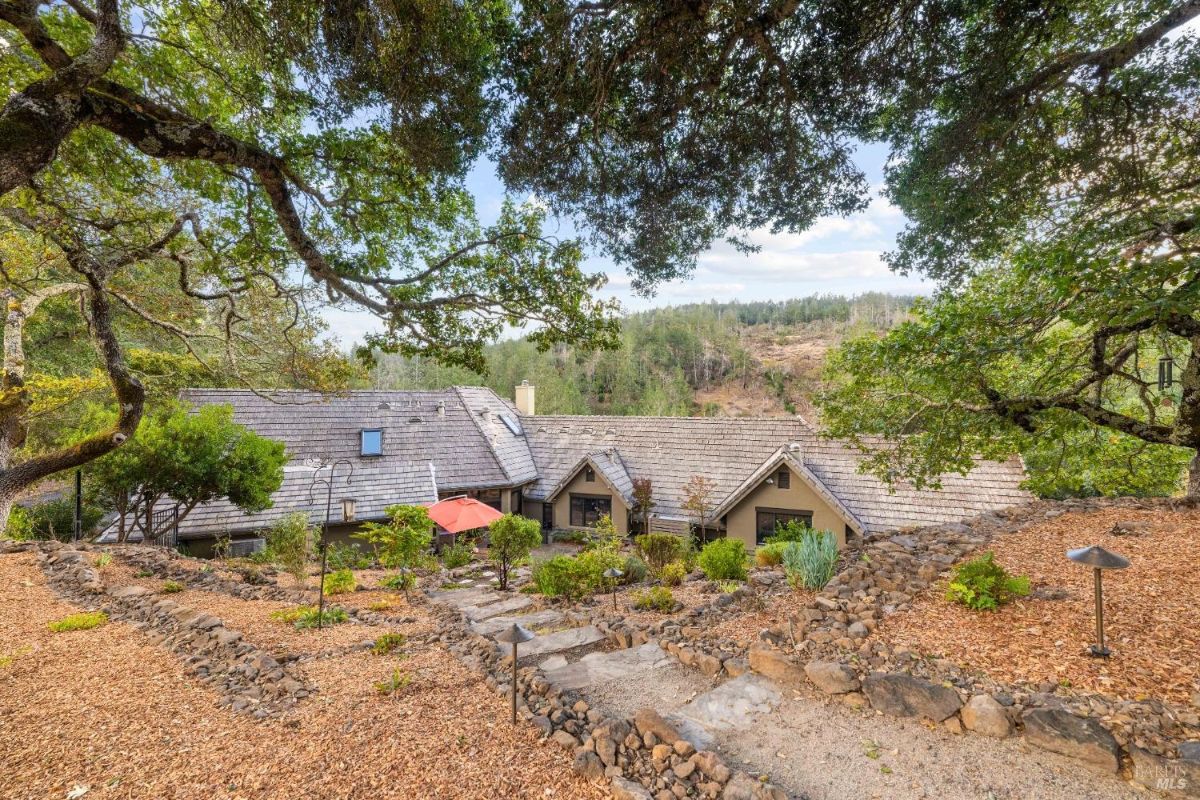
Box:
[875,507,1200,704]
[705,586,816,648]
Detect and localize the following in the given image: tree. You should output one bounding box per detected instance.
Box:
[681,475,718,545]
[487,513,542,591]
[631,478,655,535]
[354,505,434,570]
[85,403,287,541]
[265,512,315,588]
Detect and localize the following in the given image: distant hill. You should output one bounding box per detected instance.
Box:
[369,294,917,417]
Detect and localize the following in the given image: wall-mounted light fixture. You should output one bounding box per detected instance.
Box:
[341,497,357,523]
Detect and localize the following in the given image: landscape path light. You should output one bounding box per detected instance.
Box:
[1066,545,1130,657]
[398,566,413,604]
[603,567,624,612]
[494,623,535,724]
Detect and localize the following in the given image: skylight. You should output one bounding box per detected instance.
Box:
[361,428,383,456]
[500,414,523,436]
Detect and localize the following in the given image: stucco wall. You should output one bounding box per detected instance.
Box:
[724,463,848,549]
[550,469,630,535]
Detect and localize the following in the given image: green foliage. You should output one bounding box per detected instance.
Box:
[440,540,474,569]
[717,580,742,594]
[634,533,686,574]
[946,552,1031,611]
[47,612,108,632]
[631,586,675,613]
[697,539,747,581]
[94,553,112,568]
[374,669,413,696]
[265,512,314,588]
[766,519,813,545]
[621,555,648,585]
[11,499,103,542]
[322,568,357,596]
[754,542,787,568]
[327,542,372,571]
[161,580,184,594]
[380,572,416,591]
[781,531,840,591]
[272,606,349,629]
[371,633,407,656]
[354,505,433,570]
[660,561,687,587]
[531,556,592,601]
[2,506,34,541]
[487,513,542,590]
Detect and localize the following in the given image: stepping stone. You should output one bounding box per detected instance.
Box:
[668,673,783,750]
[543,643,673,690]
[496,625,605,660]
[426,587,501,609]
[471,609,564,636]
[540,655,570,671]
[461,595,533,622]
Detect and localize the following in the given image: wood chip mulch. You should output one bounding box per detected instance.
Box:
[0,551,606,800]
[875,507,1200,704]
[705,588,815,648]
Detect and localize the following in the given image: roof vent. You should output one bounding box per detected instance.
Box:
[436,401,446,416]
[787,442,802,452]
[408,416,422,424]
[377,401,392,410]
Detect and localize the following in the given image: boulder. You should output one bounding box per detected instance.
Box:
[529,715,552,737]
[596,736,618,766]
[1022,708,1120,773]
[862,672,962,722]
[721,772,758,800]
[695,652,723,677]
[961,695,1013,738]
[691,751,732,784]
[804,661,860,694]
[108,585,152,598]
[572,750,604,780]
[551,730,577,750]
[1129,747,1200,798]
[634,708,682,745]
[611,777,653,800]
[748,646,805,689]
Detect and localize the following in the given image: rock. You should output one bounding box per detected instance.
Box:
[552,730,578,750]
[692,751,732,784]
[1110,519,1151,536]
[529,714,552,737]
[651,743,674,762]
[748,646,805,689]
[695,652,723,676]
[673,740,696,758]
[596,736,618,766]
[634,708,682,745]
[721,771,758,800]
[674,758,696,779]
[1129,747,1200,798]
[961,694,1013,738]
[804,661,860,694]
[862,673,962,722]
[108,585,152,598]
[847,621,869,638]
[1022,708,1120,773]
[572,750,604,780]
[724,658,749,678]
[1181,742,1200,763]
[842,692,869,709]
[611,777,653,800]
[942,715,963,734]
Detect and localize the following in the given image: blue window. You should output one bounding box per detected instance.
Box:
[360,429,383,456]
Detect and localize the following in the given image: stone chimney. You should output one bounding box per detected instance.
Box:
[514,380,535,416]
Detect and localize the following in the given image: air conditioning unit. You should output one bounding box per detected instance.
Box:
[227,537,266,558]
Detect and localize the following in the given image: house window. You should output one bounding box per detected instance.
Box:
[542,502,554,530]
[776,469,790,489]
[584,466,596,482]
[570,494,611,527]
[755,508,813,545]
[360,429,383,456]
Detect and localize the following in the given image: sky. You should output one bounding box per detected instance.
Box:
[324,141,936,347]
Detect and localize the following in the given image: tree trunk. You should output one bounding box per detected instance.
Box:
[1189,452,1200,498]
[0,493,14,538]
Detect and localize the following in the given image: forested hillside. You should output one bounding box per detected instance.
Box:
[370,294,914,417]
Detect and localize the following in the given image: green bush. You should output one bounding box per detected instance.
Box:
[754,541,787,567]
[3,506,35,540]
[634,532,685,573]
[161,579,184,593]
[380,572,415,591]
[323,568,357,595]
[371,633,407,655]
[327,542,372,570]
[94,553,112,568]
[531,555,592,600]
[781,530,839,590]
[698,538,747,581]
[440,540,474,569]
[621,555,648,584]
[765,518,813,545]
[660,561,687,587]
[488,514,542,590]
[577,547,624,587]
[631,586,675,612]
[265,512,315,587]
[47,611,108,632]
[354,505,433,570]
[946,552,1031,611]
[12,499,104,542]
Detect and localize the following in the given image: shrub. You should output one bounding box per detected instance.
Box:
[717,580,742,593]
[766,518,813,545]
[3,506,35,540]
[16,498,104,541]
[631,586,675,612]
[374,668,413,696]
[754,542,787,567]
[371,633,407,655]
[946,552,1031,611]
[781,530,839,590]
[327,542,372,571]
[134,568,154,578]
[488,513,542,590]
[293,607,348,629]
[588,513,622,551]
[440,540,474,569]
[621,555,648,584]
[322,568,357,595]
[94,553,112,568]
[47,611,108,632]
[265,512,314,587]
[634,532,686,573]
[660,561,687,586]
[212,534,232,560]
[161,580,184,593]
[531,555,592,600]
[354,505,433,570]
[380,572,415,591]
[698,538,747,581]
[577,546,624,588]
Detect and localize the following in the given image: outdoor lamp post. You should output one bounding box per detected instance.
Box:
[494,623,535,724]
[1067,545,1130,657]
[603,567,624,612]
[306,457,355,630]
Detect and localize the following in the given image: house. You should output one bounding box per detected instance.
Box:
[142,383,1030,555]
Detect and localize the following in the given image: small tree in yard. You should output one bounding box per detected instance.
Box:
[354,505,433,570]
[266,512,315,588]
[488,514,542,591]
[682,475,718,545]
[631,478,655,534]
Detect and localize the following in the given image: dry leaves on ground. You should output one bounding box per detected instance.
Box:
[706,587,815,648]
[877,507,1200,703]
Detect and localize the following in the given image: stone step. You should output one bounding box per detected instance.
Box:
[667,673,783,751]
[495,625,606,660]
[470,609,565,637]
[542,642,673,691]
[461,595,533,622]
[425,587,502,609]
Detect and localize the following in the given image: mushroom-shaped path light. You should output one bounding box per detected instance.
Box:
[1067,545,1130,658]
[495,623,535,724]
[603,567,625,612]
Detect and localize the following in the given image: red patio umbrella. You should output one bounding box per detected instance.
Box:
[426,496,503,534]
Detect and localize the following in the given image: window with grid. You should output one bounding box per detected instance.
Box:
[755,509,813,545]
